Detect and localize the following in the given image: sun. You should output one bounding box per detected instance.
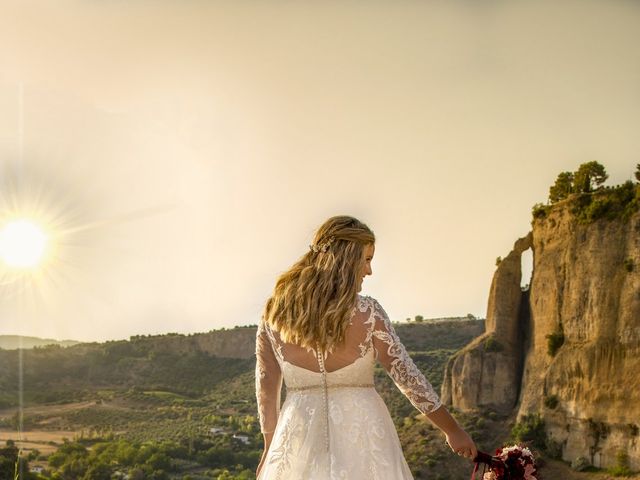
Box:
[0,219,48,268]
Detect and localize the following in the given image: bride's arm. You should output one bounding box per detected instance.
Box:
[370,298,477,460]
[255,320,283,437]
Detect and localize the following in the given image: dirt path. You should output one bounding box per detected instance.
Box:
[0,429,80,455]
[0,401,97,419]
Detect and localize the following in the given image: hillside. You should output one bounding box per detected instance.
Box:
[0,320,482,410]
[0,319,483,479]
[0,336,80,350]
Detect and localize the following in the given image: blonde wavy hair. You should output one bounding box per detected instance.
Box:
[263,215,375,353]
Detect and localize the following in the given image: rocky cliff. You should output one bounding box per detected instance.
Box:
[442,196,640,470]
[442,233,532,414]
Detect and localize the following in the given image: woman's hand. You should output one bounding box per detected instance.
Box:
[425,405,477,461]
[445,426,477,460]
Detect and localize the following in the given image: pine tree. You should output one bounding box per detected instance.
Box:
[573,161,608,193]
[548,171,574,203]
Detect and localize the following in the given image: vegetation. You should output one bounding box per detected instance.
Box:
[571,181,640,223]
[0,321,485,479]
[536,162,640,224]
[532,203,551,219]
[546,329,565,357]
[398,407,514,480]
[0,337,255,409]
[624,258,634,273]
[608,450,633,477]
[40,437,258,480]
[573,161,609,193]
[483,336,503,353]
[547,161,608,204]
[511,414,547,451]
[0,443,36,480]
[549,171,575,203]
[543,394,559,409]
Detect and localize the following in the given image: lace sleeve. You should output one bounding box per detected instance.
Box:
[255,320,283,433]
[370,298,442,415]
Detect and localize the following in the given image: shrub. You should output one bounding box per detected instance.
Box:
[545,438,563,460]
[571,180,639,223]
[571,456,591,471]
[484,336,503,353]
[582,197,613,221]
[532,203,551,219]
[624,258,634,273]
[511,414,546,450]
[546,331,565,357]
[544,395,559,409]
[608,450,632,477]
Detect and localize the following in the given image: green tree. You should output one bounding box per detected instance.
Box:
[0,445,19,479]
[81,462,112,480]
[146,452,171,471]
[128,467,146,480]
[549,171,574,203]
[635,163,640,183]
[573,161,608,193]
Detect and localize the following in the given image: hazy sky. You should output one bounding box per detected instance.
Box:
[0,0,638,342]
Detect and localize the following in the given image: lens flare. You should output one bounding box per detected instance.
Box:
[0,219,48,268]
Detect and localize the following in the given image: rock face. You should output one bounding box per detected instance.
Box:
[521,203,640,470]
[442,202,640,470]
[441,232,532,413]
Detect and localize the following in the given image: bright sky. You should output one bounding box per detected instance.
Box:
[0,0,638,342]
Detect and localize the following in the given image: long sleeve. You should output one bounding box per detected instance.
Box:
[255,320,283,434]
[370,298,442,415]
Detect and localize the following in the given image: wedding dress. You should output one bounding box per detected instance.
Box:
[255,295,442,480]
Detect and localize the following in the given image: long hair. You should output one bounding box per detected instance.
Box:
[263,215,375,353]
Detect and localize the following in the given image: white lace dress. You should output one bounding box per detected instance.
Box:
[255,295,442,480]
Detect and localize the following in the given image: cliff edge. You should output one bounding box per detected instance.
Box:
[443,192,640,470]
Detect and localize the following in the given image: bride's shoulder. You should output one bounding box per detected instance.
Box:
[356,294,383,311]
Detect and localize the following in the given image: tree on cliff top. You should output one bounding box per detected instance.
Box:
[549,171,574,203]
[548,161,609,204]
[573,161,608,193]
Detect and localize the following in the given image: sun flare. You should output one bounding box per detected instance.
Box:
[0,219,48,268]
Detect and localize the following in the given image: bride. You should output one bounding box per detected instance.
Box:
[255,215,477,479]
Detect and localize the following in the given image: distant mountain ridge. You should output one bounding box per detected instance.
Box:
[0,319,484,410]
[0,335,81,350]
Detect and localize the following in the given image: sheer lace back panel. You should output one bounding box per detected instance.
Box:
[255,295,442,433]
[270,298,374,374]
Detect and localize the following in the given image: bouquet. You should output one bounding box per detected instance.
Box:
[472,445,538,480]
